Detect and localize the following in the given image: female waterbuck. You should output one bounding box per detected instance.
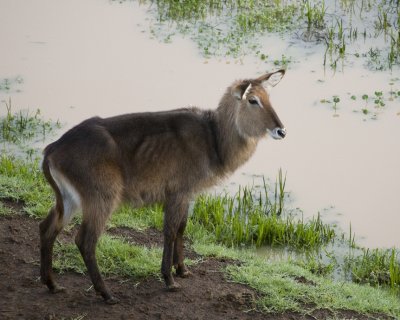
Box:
[39,70,287,304]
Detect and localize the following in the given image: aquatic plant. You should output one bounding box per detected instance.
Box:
[344,248,400,294]
[144,0,303,58]
[320,84,400,120]
[304,0,326,29]
[191,171,336,249]
[0,76,23,93]
[141,0,400,70]
[0,98,60,149]
[320,95,341,117]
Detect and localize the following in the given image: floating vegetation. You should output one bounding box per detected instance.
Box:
[145,0,301,60]
[320,84,400,120]
[128,0,400,70]
[0,76,23,93]
[320,95,341,117]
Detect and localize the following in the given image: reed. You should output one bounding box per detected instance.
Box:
[304,0,326,29]
[1,99,60,147]
[146,0,301,57]
[344,247,400,293]
[191,170,335,249]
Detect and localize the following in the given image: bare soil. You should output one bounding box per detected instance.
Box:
[0,200,392,320]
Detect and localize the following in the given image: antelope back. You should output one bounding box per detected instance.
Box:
[231,69,286,140]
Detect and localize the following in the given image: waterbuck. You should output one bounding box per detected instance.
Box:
[39,69,287,304]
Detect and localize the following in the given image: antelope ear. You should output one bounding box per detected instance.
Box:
[232,82,252,100]
[257,69,286,88]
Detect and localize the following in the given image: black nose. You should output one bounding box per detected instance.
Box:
[277,128,286,139]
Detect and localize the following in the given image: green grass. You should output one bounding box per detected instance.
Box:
[54,234,163,279]
[111,170,336,252]
[324,1,400,71]
[135,0,400,70]
[0,104,62,216]
[191,176,335,249]
[0,154,52,217]
[304,0,326,29]
[345,248,400,294]
[0,202,12,216]
[294,249,336,277]
[1,99,61,160]
[227,258,400,316]
[1,98,60,147]
[145,0,301,59]
[110,203,164,231]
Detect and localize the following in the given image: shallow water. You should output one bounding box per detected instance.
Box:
[1,0,399,248]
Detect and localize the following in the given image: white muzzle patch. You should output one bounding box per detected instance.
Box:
[268,127,286,140]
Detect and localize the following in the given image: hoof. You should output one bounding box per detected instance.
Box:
[49,284,66,294]
[166,282,181,292]
[176,269,192,278]
[104,296,120,305]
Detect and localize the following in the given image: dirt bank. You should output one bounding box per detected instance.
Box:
[0,201,389,320]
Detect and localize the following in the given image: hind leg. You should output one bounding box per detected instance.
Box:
[39,205,65,293]
[75,203,118,304]
[40,164,81,293]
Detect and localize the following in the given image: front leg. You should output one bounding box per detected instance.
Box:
[161,236,180,291]
[173,215,191,278]
[161,195,189,290]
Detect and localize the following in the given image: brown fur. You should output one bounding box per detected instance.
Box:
[39,70,286,303]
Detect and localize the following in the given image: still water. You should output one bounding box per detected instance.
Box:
[0,0,399,248]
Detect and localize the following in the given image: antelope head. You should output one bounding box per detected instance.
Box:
[232,69,286,140]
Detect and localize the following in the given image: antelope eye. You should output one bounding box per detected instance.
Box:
[248,98,258,105]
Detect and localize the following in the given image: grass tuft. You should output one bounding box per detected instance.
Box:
[110,204,164,231]
[54,234,163,279]
[1,99,60,154]
[0,154,52,218]
[145,0,300,58]
[345,248,400,294]
[0,202,12,216]
[136,0,400,70]
[190,171,335,249]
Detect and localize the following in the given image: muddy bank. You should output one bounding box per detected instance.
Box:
[0,201,392,320]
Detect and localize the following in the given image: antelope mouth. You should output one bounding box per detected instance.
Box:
[268,128,286,140]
